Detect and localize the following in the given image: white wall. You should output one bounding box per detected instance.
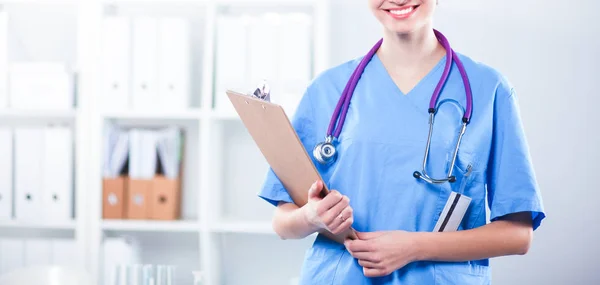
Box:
[329,0,600,284]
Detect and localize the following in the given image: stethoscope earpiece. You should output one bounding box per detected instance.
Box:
[313,136,337,165]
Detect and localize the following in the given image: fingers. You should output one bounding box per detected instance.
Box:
[318,190,343,212]
[329,212,354,235]
[307,180,324,201]
[358,259,382,269]
[363,267,389,278]
[322,195,350,226]
[347,251,379,263]
[344,239,373,253]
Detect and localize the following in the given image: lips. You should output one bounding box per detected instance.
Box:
[384,5,419,19]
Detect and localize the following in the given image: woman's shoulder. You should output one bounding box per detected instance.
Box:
[304,56,364,96]
[454,52,514,96]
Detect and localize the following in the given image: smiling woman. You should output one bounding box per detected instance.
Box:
[258,0,546,284]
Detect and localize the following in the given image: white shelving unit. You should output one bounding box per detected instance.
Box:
[0,0,87,276]
[1,0,330,284]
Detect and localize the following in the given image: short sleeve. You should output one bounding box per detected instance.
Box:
[257,88,316,207]
[487,86,546,230]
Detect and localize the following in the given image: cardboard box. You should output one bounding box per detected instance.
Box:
[102,176,127,219]
[149,175,181,220]
[126,179,152,219]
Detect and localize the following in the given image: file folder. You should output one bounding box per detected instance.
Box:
[0,10,7,110]
[0,128,12,220]
[214,15,249,113]
[101,16,131,110]
[132,17,159,110]
[158,18,190,110]
[226,90,357,243]
[14,128,44,222]
[42,126,73,223]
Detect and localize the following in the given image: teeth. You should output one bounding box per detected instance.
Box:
[390,7,414,15]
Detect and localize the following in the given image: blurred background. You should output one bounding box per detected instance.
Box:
[0,0,597,284]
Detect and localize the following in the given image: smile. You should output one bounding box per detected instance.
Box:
[385,5,419,19]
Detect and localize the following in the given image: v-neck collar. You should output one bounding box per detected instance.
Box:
[372,52,448,115]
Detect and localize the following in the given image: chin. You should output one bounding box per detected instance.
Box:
[372,3,433,36]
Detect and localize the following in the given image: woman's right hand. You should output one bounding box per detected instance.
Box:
[303,180,354,235]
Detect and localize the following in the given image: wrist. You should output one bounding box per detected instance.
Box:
[412,232,434,262]
[299,204,321,233]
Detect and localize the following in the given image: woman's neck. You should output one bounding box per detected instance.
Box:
[377,26,445,71]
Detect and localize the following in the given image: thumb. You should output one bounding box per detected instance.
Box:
[307,180,323,201]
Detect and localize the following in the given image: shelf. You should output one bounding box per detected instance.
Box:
[102,109,203,121]
[210,220,275,234]
[0,220,76,231]
[0,109,76,125]
[102,220,201,233]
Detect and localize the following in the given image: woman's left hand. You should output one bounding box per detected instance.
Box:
[344,231,421,277]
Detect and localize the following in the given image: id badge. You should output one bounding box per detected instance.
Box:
[433,191,472,232]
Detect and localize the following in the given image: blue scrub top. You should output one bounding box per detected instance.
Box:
[258,51,546,284]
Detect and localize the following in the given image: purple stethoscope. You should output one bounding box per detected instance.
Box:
[312,30,473,184]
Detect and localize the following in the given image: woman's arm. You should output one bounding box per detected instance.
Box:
[415,212,533,261]
[272,202,318,239]
[345,212,533,277]
[272,180,355,240]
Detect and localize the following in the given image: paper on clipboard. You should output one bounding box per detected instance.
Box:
[226,89,357,243]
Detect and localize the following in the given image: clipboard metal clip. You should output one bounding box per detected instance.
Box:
[252,79,271,102]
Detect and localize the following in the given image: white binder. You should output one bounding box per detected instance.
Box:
[132,17,159,110]
[0,10,8,110]
[101,16,131,110]
[0,128,12,220]
[0,239,24,274]
[14,128,44,222]
[42,126,73,223]
[8,63,72,111]
[24,239,52,267]
[248,14,279,93]
[276,13,312,115]
[158,18,190,110]
[214,15,250,113]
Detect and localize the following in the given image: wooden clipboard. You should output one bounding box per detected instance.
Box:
[226,90,358,244]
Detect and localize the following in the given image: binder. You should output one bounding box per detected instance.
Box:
[149,175,180,220]
[248,14,279,92]
[126,129,157,219]
[42,126,73,223]
[24,239,52,267]
[214,15,250,113]
[158,18,190,110]
[0,128,12,220]
[103,176,127,219]
[8,63,72,111]
[0,239,24,274]
[101,16,131,110]
[0,10,8,110]
[14,128,44,222]
[276,13,312,115]
[226,90,357,244]
[132,17,159,110]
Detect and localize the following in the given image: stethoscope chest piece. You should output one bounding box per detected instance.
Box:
[313,136,337,165]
